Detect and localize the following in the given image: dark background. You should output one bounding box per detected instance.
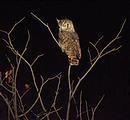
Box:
[0,0,130,120]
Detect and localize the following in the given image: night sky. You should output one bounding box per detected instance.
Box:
[0,1,130,120]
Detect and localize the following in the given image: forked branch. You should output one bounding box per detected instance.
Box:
[71,19,126,97]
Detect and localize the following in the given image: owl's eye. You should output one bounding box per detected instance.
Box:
[63,23,68,28]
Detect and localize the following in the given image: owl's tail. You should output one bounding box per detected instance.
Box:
[68,57,79,66]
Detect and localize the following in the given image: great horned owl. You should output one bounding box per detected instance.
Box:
[57,19,81,66]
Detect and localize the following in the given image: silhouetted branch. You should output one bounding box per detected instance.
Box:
[85,99,90,120]
[30,12,60,48]
[72,19,126,97]
[0,92,15,119]
[79,91,83,120]
[91,95,105,120]
[66,65,72,120]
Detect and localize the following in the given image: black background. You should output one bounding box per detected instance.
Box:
[0,0,130,120]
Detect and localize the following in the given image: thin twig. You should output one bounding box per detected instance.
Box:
[18,93,39,118]
[21,87,31,99]
[89,42,99,56]
[95,35,104,46]
[72,97,79,118]
[54,106,62,120]
[8,17,25,35]
[41,107,62,120]
[2,38,9,46]
[88,47,92,65]
[16,89,29,120]
[100,45,122,58]
[25,29,30,48]
[79,91,82,120]
[0,84,14,94]
[51,75,61,107]
[7,17,25,49]
[100,19,126,55]
[31,54,44,66]
[0,29,8,34]
[6,55,14,68]
[16,89,24,111]
[93,95,104,114]
[91,95,105,120]
[85,100,90,120]
[0,92,15,119]
[5,81,15,88]
[51,75,62,120]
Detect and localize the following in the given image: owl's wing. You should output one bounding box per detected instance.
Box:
[71,32,81,59]
[58,31,67,52]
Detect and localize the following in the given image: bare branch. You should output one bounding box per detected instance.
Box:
[71,19,126,97]
[2,38,10,45]
[31,54,44,66]
[6,55,14,68]
[21,87,31,99]
[0,92,15,119]
[18,72,60,118]
[95,35,104,46]
[30,12,61,48]
[91,95,105,120]
[66,65,72,120]
[8,17,25,35]
[18,93,39,118]
[100,45,122,58]
[16,89,24,111]
[100,19,126,55]
[25,29,30,49]
[68,65,72,93]
[88,47,92,65]
[79,91,82,120]
[53,107,62,120]
[41,107,62,120]
[2,21,47,113]
[0,84,14,94]
[47,72,62,80]
[72,55,100,98]
[51,75,61,107]
[93,95,104,113]
[85,100,90,120]
[72,97,79,118]
[0,29,8,34]
[89,42,100,56]
[16,90,29,120]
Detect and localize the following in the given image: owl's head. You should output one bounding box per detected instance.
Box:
[57,19,75,32]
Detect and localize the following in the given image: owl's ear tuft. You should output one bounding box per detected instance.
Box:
[56,18,60,23]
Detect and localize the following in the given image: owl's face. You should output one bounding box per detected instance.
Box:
[57,19,75,32]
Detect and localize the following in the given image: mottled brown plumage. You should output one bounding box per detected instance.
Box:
[57,19,81,66]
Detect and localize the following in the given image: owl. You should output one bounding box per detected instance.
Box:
[57,18,81,66]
